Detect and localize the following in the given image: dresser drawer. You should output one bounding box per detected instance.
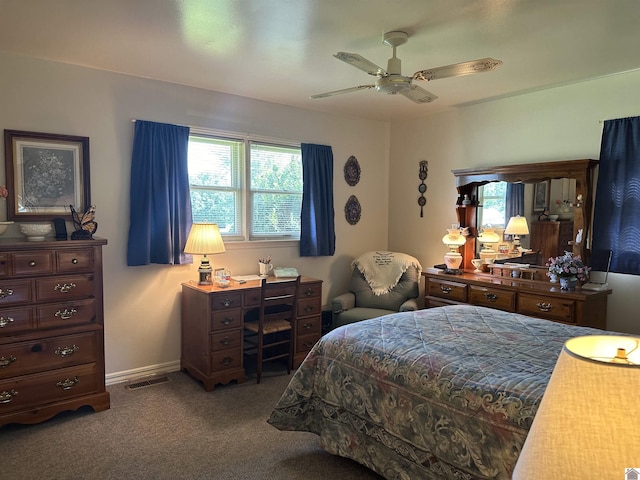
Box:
[299,281,322,299]
[0,307,35,334]
[297,297,321,317]
[37,298,96,329]
[0,254,8,277]
[0,362,101,414]
[469,286,516,311]
[56,248,95,273]
[0,331,99,379]
[517,294,575,323]
[36,275,95,302]
[11,251,54,276]
[210,348,242,373]
[0,280,33,306]
[211,330,243,351]
[297,315,321,336]
[426,278,467,302]
[210,292,242,311]
[210,309,243,332]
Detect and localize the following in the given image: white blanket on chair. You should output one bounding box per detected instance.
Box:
[352,251,422,296]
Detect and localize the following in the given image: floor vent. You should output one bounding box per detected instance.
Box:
[125,374,171,390]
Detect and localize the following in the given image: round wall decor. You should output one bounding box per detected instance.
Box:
[418,160,428,217]
[345,195,362,225]
[344,155,361,186]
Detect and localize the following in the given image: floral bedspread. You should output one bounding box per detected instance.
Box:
[268,305,607,479]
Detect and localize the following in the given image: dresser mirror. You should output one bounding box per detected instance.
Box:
[452,159,598,270]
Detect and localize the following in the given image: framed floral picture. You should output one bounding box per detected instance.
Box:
[532,180,549,213]
[4,130,91,221]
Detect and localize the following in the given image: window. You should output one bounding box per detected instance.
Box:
[188,132,302,241]
[479,181,507,227]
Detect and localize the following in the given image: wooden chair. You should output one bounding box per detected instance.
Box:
[243,276,300,383]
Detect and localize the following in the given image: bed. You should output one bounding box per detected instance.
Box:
[267,304,610,479]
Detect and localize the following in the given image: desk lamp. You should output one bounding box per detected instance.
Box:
[442,226,466,274]
[513,335,640,479]
[184,223,226,285]
[504,216,529,254]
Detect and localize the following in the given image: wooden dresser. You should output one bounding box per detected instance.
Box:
[0,237,109,427]
[423,268,610,329]
[181,276,322,391]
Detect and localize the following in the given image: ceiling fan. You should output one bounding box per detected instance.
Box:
[310,31,502,104]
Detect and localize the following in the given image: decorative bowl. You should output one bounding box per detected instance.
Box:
[548,214,559,221]
[0,221,14,236]
[19,222,53,241]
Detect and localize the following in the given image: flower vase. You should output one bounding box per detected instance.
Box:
[559,277,578,291]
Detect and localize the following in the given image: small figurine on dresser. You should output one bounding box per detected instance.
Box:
[70,204,98,239]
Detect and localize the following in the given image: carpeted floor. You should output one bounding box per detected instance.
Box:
[1,370,383,480]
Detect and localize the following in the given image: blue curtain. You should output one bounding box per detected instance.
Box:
[127,121,193,266]
[505,183,525,220]
[300,143,335,256]
[592,116,640,274]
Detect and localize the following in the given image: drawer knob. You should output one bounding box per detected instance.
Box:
[54,283,76,293]
[29,261,36,267]
[0,316,14,328]
[221,357,233,366]
[304,288,313,297]
[54,345,79,357]
[0,389,18,404]
[56,376,79,390]
[303,322,313,330]
[221,299,234,307]
[484,293,498,302]
[0,288,14,299]
[220,336,232,345]
[440,285,452,294]
[55,308,78,320]
[303,341,315,348]
[536,302,553,312]
[0,355,16,368]
[221,317,233,326]
[72,258,79,264]
[304,305,314,313]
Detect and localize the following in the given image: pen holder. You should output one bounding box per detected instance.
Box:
[259,262,273,277]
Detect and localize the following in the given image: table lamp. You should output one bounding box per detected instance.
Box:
[477,227,500,261]
[513,335,640,479]
[504,216,529,253]
[442,226,466,274]
[184,223,226,285]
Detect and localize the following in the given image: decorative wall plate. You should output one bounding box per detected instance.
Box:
[344,155,361,186]
[345,195,362,225]
[418,160,428,217]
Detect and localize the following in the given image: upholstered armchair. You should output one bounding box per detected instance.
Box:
[332,251,422,328]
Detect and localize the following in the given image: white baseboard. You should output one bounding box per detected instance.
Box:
[105,360,182,386]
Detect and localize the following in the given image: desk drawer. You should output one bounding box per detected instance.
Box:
[426,278,467,302]
[211,309,242,332]
[297,297,321,318]
[211,330,243,351]
[210,348,242,373]
[296,332,320,355]
[299,282,321,299]
[469,286,515,311]
[210,292,242,311]
[296,315,321,336]
[517,294,575,323]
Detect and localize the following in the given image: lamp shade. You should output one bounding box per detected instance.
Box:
[504,216,529,236]
[184,223,226,255]
[513,335,640,479]
[477,228,500,245]
[441,228,467,247]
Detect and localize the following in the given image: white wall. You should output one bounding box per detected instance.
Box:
[0,52,391,378]
[389,70,640,335]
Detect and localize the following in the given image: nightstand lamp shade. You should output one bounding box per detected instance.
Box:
[184,223,226,285]
[504,216,529,252]
[513,335,640,479]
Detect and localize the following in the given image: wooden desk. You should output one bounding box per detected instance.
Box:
[181,276,322,391]
[423,268,611,329]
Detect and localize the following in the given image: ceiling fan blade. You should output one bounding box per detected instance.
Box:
[413,57,502,82]
[334,52,387,76]
[310,85,375,99]
[401,85,438,104]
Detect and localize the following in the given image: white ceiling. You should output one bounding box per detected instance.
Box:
[2,0,640,121]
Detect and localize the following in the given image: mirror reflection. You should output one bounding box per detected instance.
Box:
[476,178,577,264]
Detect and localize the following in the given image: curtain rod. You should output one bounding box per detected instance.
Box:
[598,115,640,124]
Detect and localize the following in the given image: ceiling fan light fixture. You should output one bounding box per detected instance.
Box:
[375,75,411,94]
